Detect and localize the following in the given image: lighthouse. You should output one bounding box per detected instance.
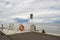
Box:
[30,14,36,32]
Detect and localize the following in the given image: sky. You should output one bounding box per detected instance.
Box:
[0,0,60,23]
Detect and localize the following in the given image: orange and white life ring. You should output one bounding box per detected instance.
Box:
[19,24,24,31]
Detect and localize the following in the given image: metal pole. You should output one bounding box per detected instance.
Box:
[1,24,3,31]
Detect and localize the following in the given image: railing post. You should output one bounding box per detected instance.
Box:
[1,24,3,32]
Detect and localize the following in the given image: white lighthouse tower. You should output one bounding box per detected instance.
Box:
[30,14,36,32]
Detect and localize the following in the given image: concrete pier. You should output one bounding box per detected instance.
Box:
[8,32,60,40]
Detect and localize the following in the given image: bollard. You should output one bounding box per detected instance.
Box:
[42,29,45,33]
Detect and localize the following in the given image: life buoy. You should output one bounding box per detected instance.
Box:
[19,24,24,31]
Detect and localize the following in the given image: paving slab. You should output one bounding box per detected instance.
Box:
[0,31,11,40]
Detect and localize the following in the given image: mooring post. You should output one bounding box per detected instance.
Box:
[42,29,45,33]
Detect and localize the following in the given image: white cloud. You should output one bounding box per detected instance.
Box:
[0,0,60,23]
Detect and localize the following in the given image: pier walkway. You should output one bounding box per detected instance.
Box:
[8,32,60,40]
[0,32,60,40]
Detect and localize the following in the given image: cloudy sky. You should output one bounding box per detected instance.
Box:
[0,0,60,23]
